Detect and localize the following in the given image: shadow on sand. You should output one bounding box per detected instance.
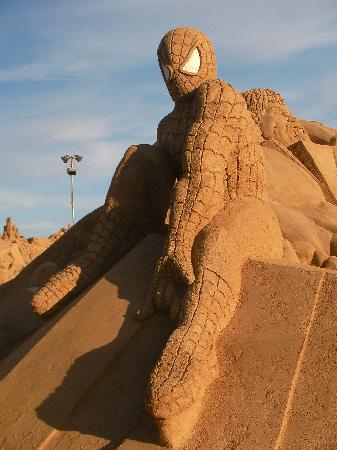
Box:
[34,236,173,449]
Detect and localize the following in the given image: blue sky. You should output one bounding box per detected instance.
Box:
[0,0,336,236]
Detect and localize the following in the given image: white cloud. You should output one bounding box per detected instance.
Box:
[211,0,337,62]
[0,189,102,210]
[0,62,80,82]
[288,70,337,127]
[82,140,123,175]
[0,190,45,209]
[1,0,336,82]
[23,220,61,233]
[0,78,161,187]
[27,117,113,143]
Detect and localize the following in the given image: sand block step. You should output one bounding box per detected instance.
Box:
[120,260,337,450]
[0,234,165,450]
[276,270,337,450]
[186,260,337,449]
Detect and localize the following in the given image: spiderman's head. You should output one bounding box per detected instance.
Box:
[157,27,217,103]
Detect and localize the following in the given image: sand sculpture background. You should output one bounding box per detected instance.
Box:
[5,26,334,448]
[0,217,68,285]
[242,88,337,270]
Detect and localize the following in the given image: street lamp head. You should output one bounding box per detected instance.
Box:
[61,155,70,163]
[74,155,83,162]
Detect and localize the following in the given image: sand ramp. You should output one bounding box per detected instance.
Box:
[0,234,171,449]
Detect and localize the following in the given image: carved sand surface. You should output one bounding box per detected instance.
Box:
[1,26,337,449]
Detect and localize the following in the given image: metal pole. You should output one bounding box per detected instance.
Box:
[70,157,75,225]
[62,154,82,227]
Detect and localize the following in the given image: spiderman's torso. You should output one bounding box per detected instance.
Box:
[157,98,197,178]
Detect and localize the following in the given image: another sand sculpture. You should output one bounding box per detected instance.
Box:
[1,217,20,241]
[242,87,337,157]
[29,27,285,447]
[242,88,309,148]
[242,87,337,269]
[0,218,69,285]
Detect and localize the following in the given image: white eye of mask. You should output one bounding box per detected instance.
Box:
[181,48,201,74]
[162,64,171,81]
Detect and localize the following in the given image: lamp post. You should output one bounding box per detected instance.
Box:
[61,154,83,225]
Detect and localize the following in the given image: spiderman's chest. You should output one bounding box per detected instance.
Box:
[160,103,196,169]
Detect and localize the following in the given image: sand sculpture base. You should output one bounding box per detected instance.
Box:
[0,234,336,449]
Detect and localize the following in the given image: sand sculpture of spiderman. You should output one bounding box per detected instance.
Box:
[31,28,284,446]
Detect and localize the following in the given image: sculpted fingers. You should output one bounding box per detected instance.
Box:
[168,284,184,323]
[154,274,169,311]
[136,259,163,321]
[136,290,155,321]
[136,254,191,322]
